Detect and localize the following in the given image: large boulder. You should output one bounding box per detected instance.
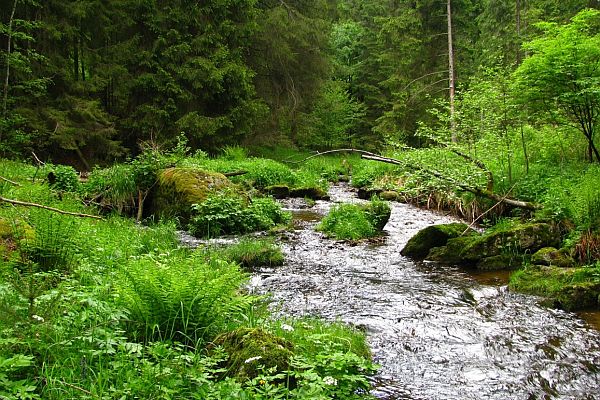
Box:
[401,223,473,259]
[459,222,559,260]
[149,168,234,222]
[426,221,559,269]
[211,328,294,381]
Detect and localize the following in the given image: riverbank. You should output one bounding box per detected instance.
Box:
[0,156,376,399]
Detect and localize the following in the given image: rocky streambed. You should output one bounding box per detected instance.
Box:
[248,183,600,399]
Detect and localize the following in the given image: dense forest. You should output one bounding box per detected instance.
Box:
[1,0,598,164]
[3,1,600,399]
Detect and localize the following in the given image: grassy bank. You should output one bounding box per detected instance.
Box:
[0,156,376,399]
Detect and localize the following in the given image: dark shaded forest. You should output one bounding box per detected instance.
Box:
[1,0,598,166]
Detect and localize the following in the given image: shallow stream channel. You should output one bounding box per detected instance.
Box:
[185,183,600,399]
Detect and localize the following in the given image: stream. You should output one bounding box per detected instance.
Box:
[245,183,600,399]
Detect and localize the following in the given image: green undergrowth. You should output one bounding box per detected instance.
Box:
[188,193,291,238]
[0,158,376,399]
[317,198,391,240]
[216,238,285,270]
[509,264,600,311]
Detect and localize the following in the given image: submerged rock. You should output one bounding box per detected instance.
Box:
[401,223,473,259]
[211,328,294,381]
[149,168,234,222]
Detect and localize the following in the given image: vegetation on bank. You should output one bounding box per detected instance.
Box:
[317,198,391,241]
[0,155,377,399]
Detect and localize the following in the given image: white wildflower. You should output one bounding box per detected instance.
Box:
[281,323,294,332]
[323,376,338,386]
[244,356,262,364]
[31,315,44,323]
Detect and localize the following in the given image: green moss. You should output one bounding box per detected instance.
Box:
[510,265,600,311]
[476,254,522,271]
[531,247,575,268]
[0,218,12,239]
[221,239,285,270]
[150,168,234,222]
[289,186,329,200]
[212,328,294,381]
[265,185,290,199]
[401,223,472,259]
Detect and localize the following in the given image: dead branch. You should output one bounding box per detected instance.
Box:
[361,154,541,211]
[0,175,20,186]
[0,196,103,219]
[287,149,380,164]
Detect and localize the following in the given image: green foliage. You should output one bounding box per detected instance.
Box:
[188,194,290,238]
[317,203,377,240]
[513,9,600,162]
[220,239,285,270]
[0,354,39,400]
[49,164,80,192]
[117,251,255,345]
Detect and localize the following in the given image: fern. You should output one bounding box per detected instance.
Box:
[117,251,256,345]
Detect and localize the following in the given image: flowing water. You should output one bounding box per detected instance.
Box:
[246,183,600,399]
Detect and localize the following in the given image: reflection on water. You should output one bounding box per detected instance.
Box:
[249,183,600,399]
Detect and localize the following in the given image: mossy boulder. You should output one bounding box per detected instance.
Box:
[265,185,290,199]
[380,191,401,201]
[554,282,600,311]
[461,222,558,260]
[357,188,381,200]
[476,255,522,271]
[0,217,12,239]
[531,247,575,268]
[289,186,329,200]
[401,223,473,259]
[149,168,234,222]
[211,328,294,381]
[510,265,600,311]
[426,222,558,269]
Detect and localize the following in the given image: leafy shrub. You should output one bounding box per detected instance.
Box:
[117,252,256,344]
[365,197,391,230]
[188,194,290,238]
[49,165,80,192]
[317,203,377,240]
[0,354,39,400]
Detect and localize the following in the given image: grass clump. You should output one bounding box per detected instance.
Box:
[220,239,285,270]
[317,198,390,240]
[317,203,376,240]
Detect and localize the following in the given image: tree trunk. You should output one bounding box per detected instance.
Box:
[447,0,457,142]
[2,0,18,120]
[516,0,522,64]
[73,39,79,81]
